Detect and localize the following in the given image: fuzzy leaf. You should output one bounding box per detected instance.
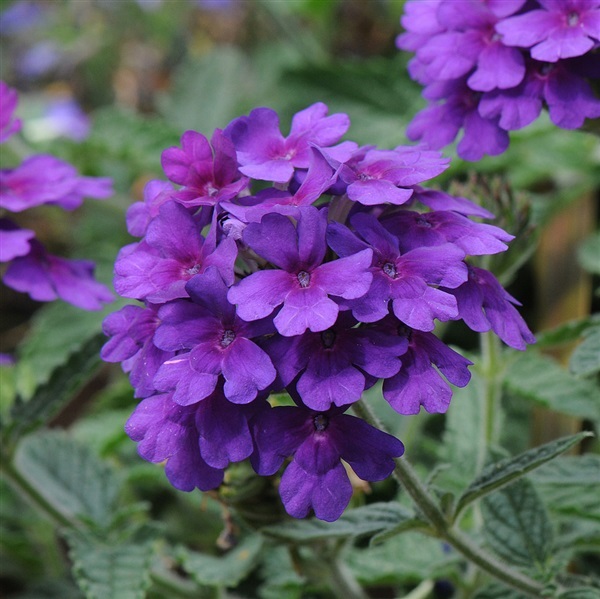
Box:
[455,432,591,517]
[178,534,263,588]
[504,351,600,420]
[67,534,153,599]
[569,325,600,377]
[2,334,105,449]
[472,584,528,599]
[534,314,600,348]
[13,431,120,529]
[577,231,600,275]
[482,478,554,571]
[557,589,600,599]
[262,502,417,543]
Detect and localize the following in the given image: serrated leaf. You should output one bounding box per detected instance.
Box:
[347,531,456,586]
[2,334,105,449]
[455,432,591,517]
[534,314,600,348]
[570,325,600,377]
[504,351,600,420]
[67,534,153,599]
[261,502,416,543]
[13,431,120,529]
[577,231,600,275]
[482,478,554,571]
[178,534,263,588]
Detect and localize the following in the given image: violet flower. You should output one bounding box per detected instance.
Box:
[252,403,404,521]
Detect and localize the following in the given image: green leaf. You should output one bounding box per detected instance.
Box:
[2,334,106,449]
[532,455,600,486]
[534,314,600,348]
[504,351,600,420]
[261,502,418,543]
[570,325,600,377]
[482,478,554,571]
[178,534,263,588]
[557,589,600,599]
[13,431,121,529]
[67,534,153,599]
[258,546,305,599]
[455,432,591,517]
[346,531,457,586]
[577,231,600,275]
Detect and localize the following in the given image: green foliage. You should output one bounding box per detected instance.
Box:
[578,231,600,275]
[482,478,554,572]
[177,534,264,588]
[569,325,600,377]
[66,533,154,599]
[262,502,420,543]
[504,351,600,420]
[13,431,121,529]
[454,432,592,518]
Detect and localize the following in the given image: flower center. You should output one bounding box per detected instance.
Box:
[220,329,236,347]
[382,262,397,279]
[297,270,311,288]
[320,329,336,349]
[313,414,329,432]
[186,263,202,276]
[416,214,432,228]
[567,11,579,26]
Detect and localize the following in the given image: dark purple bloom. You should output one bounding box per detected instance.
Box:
[161,129,249,207]
[264,314,407,411]
[228,207,373,336]
[411,187,496,219]
[224,103,351,183]
[252,404,404,521]
[496,0,600,63]
[377,320,473,415]
[338,145,450,206]
[0,81,21,142]
[0,155,112,212]
[125,391,224,492]
[101,303,173,398]
[0,219,34,262]
[444,265,535,350]
[153,267,276,405]
[3,239,113,310]
[328,213,467,329]
[114,201,237,303]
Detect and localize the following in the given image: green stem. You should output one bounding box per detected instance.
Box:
[327,556,370,599]
[480,331,503,450]
[352,401,545,598]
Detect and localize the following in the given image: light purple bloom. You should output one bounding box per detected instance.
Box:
[0,82,21,142]
[328,212,467,329]
[0,219,34,262]
[126,179,176,237]
[228,207,373,336]
[41,98,91,141]
[496,0,600,63]
[153,267,276,405]
[4,240,113,310]
[0,155,112,212]
[224,103,351,183]
[252,403,404,521]
[114,201,237,303]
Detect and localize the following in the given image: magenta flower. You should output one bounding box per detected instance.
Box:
[0,81,21,142]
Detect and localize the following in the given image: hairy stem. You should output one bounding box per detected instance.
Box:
[352,401,545,598]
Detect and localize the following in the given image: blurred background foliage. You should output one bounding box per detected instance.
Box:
[0,1,599,599]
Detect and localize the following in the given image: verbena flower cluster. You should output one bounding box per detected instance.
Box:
[103,102,534,521]
[0,82,113,310]
[398,0,600,160]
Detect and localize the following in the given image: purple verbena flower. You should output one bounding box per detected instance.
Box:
[252,403,404,521]
[224,102,351,183]
[228,207,373,336]
[0,81,21,142]
[0,219,34,262]
[153,266,276,405]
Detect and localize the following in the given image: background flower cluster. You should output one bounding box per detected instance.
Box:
[398,0,600,160]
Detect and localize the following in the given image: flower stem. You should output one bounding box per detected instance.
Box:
[352,401,545,598]
[327,556,370,599]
